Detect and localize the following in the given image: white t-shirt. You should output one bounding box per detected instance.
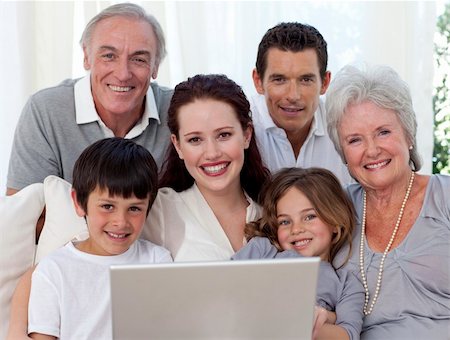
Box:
[28,239,172,339]
[250,94,353,186]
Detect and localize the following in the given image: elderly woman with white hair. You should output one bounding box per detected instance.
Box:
[326,64,450,340]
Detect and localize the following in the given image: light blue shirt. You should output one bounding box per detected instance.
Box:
[250,94,353,186]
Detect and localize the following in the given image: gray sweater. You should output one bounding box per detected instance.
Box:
[8,78,172,189]
[232,236,364,340]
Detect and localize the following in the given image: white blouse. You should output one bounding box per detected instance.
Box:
[142,184,261,262]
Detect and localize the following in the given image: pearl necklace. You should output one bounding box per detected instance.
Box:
[359,171,415,316]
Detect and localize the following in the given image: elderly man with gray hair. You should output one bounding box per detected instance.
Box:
[7,3,172,195]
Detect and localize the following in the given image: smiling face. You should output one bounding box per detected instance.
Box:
[338,100,412,191]
[171,98,252,197]
[83,16,158,121]
[72,187,150,256]
[276,187,334,260]
[253,48,330,139]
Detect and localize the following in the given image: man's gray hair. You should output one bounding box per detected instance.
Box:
[80,3,166,68]
[326,64,422,171]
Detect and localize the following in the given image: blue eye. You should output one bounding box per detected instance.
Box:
[278,219,290,226]
[102,53,115,60]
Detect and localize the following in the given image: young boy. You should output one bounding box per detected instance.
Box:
[27,138,172,339]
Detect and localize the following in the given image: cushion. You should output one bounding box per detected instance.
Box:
[0,183,44,339]
[34,176,87,263]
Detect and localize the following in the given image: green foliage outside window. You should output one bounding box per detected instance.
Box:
[433,3,450,174]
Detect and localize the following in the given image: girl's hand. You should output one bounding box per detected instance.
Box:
[312,306,329,340]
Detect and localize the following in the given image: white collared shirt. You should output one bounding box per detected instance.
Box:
[250,93,353,186]
[74,73,159,139]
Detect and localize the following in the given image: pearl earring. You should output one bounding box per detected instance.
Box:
[409,145,413,150]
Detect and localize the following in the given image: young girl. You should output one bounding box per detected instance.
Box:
[232,167,364,340]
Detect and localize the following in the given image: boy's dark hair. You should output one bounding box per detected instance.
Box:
[255,22,328,81]
[72,137,158,215]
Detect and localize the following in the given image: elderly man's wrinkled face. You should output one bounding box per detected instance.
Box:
[83,16,158,121]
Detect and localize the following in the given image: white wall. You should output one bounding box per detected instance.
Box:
[0,1,438,195]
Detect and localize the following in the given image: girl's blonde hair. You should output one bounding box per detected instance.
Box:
[246,167,355,269]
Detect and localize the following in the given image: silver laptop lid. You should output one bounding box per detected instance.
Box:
[110,257,320,340]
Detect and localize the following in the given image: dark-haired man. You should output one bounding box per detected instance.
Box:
[251,22,352,185]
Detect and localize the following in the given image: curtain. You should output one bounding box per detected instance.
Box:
[0,1,438,194]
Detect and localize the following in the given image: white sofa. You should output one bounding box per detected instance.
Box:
[0,176,88,339]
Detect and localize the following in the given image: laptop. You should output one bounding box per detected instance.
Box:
[110,257,320,340]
